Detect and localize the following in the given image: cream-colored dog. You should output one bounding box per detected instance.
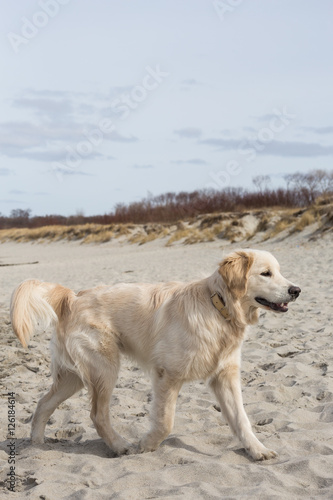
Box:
[10,249,301,460]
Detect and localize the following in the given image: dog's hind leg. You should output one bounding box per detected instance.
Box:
[84,350,131,456]
[139,369,182,453]
[31,369,84,444]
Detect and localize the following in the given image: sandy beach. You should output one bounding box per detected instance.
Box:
[0,233,332,499]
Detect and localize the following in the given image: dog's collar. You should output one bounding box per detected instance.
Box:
[211,292,231,320]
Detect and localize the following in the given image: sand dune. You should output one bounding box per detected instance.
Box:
[0,200,332,246]
[0,232,332,499]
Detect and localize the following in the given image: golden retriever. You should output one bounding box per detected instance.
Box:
[10,249,301,460]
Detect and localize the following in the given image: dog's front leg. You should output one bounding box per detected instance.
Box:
[210,365,277,460]
[139,369,182,453]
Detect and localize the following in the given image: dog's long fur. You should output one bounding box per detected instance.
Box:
[10,249,300,460]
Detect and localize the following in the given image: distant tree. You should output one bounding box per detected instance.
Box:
[8,208,31,228]
[284,172,301,190]
[10,208,31,219]
[284,169,333,203]
[312,169,333,195]
[253,175,271,191]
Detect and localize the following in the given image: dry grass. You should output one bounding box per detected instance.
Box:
[166,228,192,246]
[219,220,241,242]
[291,211,316,233]
[129,227,170,245]
[317,204,333,233]
[1,204,332,246]
[198,214,225,230]
[113,224,134,238]
[260,208,302,241]
[216,217,257,243]
[140,233,160,244]
[82,230,114,244]
[129,232,158,245]
[207,222,226,237]
[184,228,216,245]
[0,224,116,244]
[262,219,293,241]
[128,231,146,245]
[257,214,270,233]
[165,226,221,246]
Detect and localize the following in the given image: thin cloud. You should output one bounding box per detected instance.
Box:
[9,189,26,195]
[0,89,140,164]
[0,121,137,162]
[220,128,234,136]
[180,79,203,91]
[0,121,88,149]
[13,97,73,118]
[243,126,257,133]
[174,127,203,139]
[51,167,94,177]
[255,113,279,122]
[301,126,333,135]
[2,146,103,162]
[132,164,154,169]
[24,89,74,99]
[107,131,138,143]
[200,137,241,149]
[77,103,97,116]
[0,199,27,204]
[259,140,333,157]
[172,158,208,165]
[181,79,200,86]
[108,85,134,98]
[0,168,13,176]
[201,136,333,157]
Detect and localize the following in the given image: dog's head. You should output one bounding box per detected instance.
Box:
[219,249,301,313]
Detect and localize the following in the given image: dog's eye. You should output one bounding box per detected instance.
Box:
[261,271,272,277]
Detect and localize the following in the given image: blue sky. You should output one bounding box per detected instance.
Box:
[0,0,333,216]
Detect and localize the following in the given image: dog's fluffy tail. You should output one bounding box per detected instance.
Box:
[10,280,75,348]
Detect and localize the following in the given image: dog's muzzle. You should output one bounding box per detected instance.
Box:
[255,286,301,313]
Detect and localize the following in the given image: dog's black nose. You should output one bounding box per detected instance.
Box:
[288,286,301,298]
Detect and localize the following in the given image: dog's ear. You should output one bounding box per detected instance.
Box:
[219,251,254,299]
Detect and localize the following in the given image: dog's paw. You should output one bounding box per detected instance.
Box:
[248,446,278,461]
[138,443,156,453]
[123,444,140,456]
[30,436,45,445]
[111,438,134,456]
[138,438,159,454]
